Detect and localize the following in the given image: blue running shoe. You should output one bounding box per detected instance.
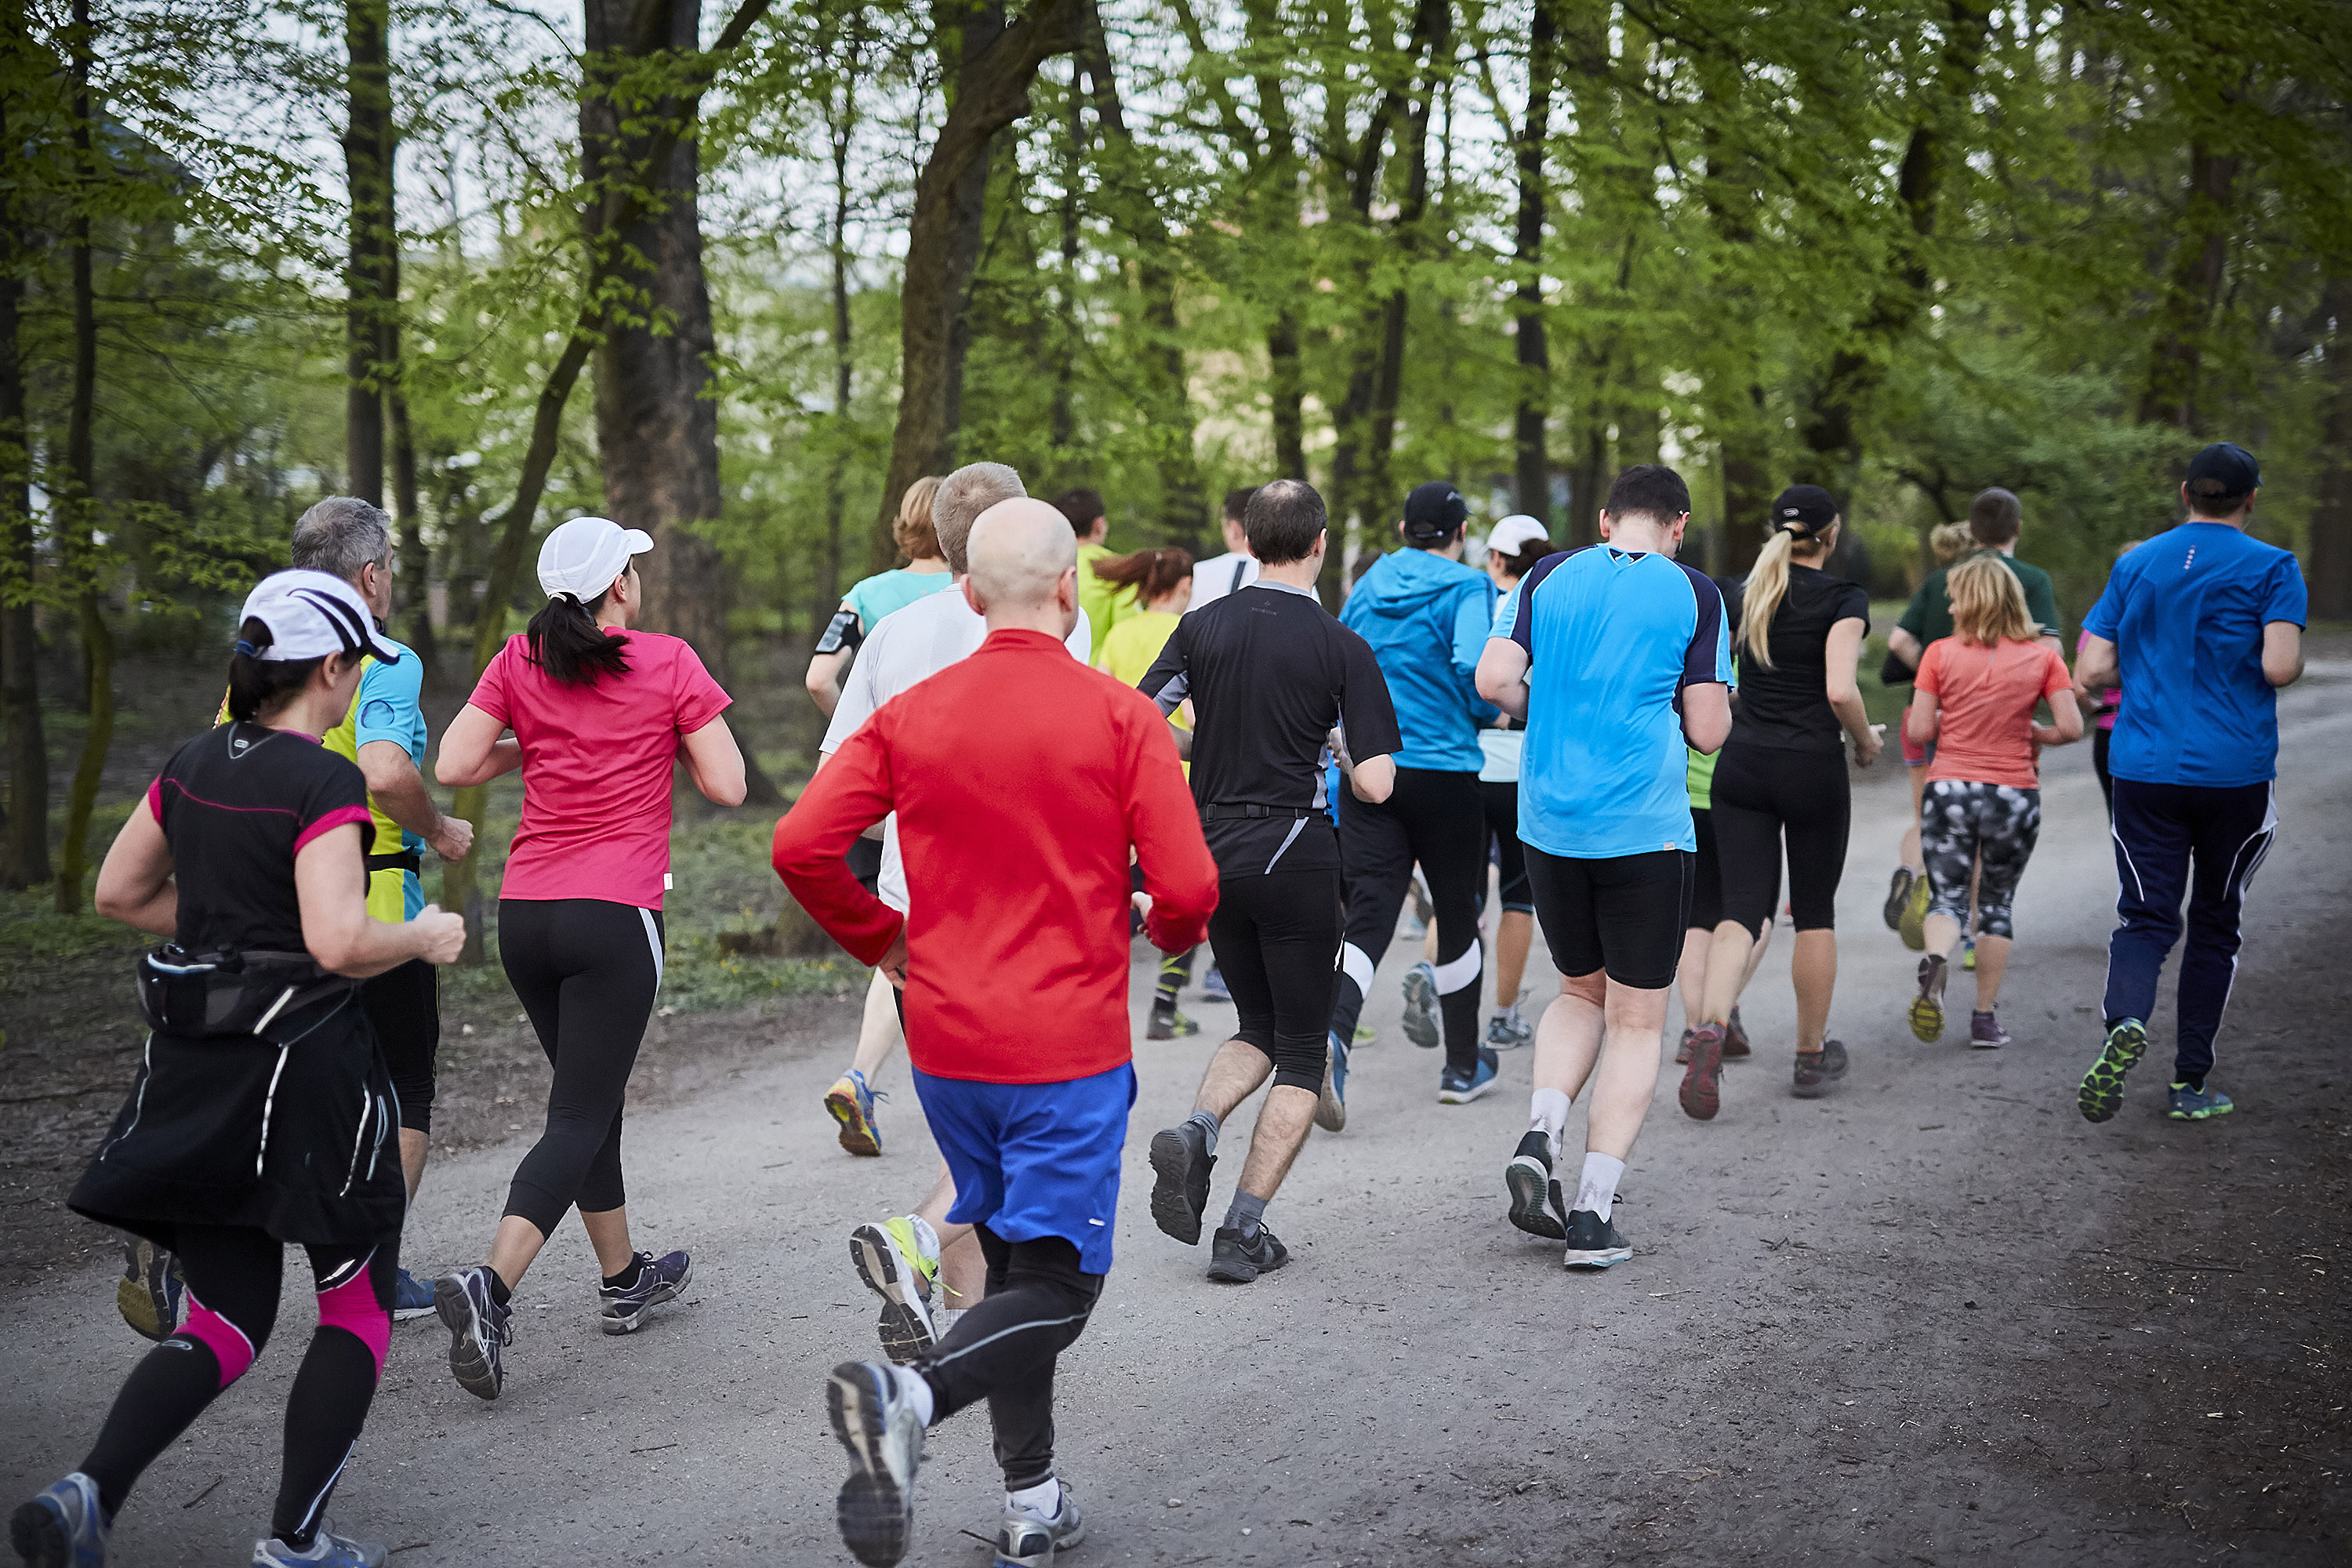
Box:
[1200,967,1231,1004]
[826,1070,884,1157]
[391,1267,437,1323]
[1438,1047,1501,1105]
[1316,1033,1348,1132]
[10,1472,108,1567]
[1399,962,1441,1049]
[600,1249,691,1335]
[2168,1082,2235,1121]
[251,1530,384,1566]
[434,1265,511,1400]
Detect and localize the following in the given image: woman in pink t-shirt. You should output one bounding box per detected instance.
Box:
[1905,555,2082,1048]
[429,517,746,1401]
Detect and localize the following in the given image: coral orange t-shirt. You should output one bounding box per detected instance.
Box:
[1915,636,2072,789]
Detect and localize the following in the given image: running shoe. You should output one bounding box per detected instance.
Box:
[1969,1010,2011,1050]
[391,1267,438,1323]
[434,1265,512,1401]
[2168,1082,2235,1121]
[1791,1039,1849,1099]
[1485,1007,1534,1051]
[1898,873,1930,952]
[826,1070,885,1157]
[1315,1034,1348,1133]
[826,1360,927,1568]
[1352,1022,1375,1046]
[1962,935,1977,971]
[1674,1027,1697,1065]
[1908,953,1948,1042]
[251,1531,385,1566]
[1145,1004,1200,1041]
[1199,967,1231,1004]
[1722,1006,1751,1059]
[2078,1018,2147,1124]
[115,1235,183,1342]
[600,1249,691,1335]
[1561,1210,1632,1270]
[1504,1131,1566,1241]
[1399,962,1441,1049]
[1206,1224,1289,1283]
[1881,866,1915,931]
[993,1483,1084,1568]
[10,1472,107,1568]
[1438,1047,1500,1104]
[1147,1120,1215,1245]
[851,1218,940,1363]
[1678,1023,1726,1121]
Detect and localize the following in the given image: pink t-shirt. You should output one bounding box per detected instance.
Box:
[1915,636,2072,789]
[467,631,731,909]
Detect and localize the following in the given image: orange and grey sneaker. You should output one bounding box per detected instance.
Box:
[826,1069,884,1157]
[1792,1039,1849,1098]
[1722,1005,1752,1058]
[1678,1023,1726,1120]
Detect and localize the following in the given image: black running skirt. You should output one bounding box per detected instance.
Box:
[70,993,405,1250]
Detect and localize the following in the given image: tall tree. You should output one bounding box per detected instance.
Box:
[2136,143,2239,430]
[817,54,856,625]
[1503,2,1556,525]
[0,4,49,889]
[344,0,393,506]
[2310,275,2352,621]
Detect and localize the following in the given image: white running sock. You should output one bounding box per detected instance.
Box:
[1007,1476,1061,1519]
[906,1213,942,1266]
[1575,1152,1625,1221]
[896,1364,936,1427]
[1528,1087,1571,1155]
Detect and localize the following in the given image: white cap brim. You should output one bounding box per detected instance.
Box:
[238,570,401,664]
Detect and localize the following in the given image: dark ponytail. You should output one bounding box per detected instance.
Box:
[1496,536,1556,583]
[226,617,325,721]
[525,591,631,686]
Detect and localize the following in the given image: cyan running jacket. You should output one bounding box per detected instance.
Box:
[1339,547,1498,772]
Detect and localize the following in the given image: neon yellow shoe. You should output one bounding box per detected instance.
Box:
[826,1069,884,1156]
[1898,873,1930,952]
[850,1216,940,1363]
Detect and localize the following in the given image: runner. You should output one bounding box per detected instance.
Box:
[1136,479,1399,1282]
[1187,487,1261,611]
[1904,554,2081,1047]
[1093,546,1205,1042]
[1328,481,1501,1103]
[1880,521,1970,936]
[1475,464,1730,1269]
[2075,442,2304,1123]
[1684,485,1881,1112]
[771,496,1218,1568]
[428,517,748,1400]
[818,463,1095,1366]
[1060,487,1134,662]
[1673,740,1766,1066]
[13,571,465,1568]
[1476,514,1552,1051]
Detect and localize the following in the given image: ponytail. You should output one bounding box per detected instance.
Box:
[1090,546,1195,606]
[526,591,631,687]
[1740,530,1797,670]
[225,616,325,721]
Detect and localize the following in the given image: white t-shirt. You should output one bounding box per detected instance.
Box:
[1477,728,1523,784]
[1187,552,1259,612]
[819,583,1092,912]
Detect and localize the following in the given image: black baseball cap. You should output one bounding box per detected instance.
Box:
[1770,485,1839,532]
[2185,442,2261,498]
[1402,481,1469,542]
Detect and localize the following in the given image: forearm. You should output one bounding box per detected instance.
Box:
[362,755,445,840]
[1830,691,1873,746]
[1168,721,1193,761]
[321,916,445,980]
[804,651,847,716]
[111,883,178,938]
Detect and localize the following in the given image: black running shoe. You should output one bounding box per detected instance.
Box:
[1882,866,1916,931]
[1205,1224,1289,1283]
[1147,1121,1215,1245]
[434,1265,512,1401]
[1792,1039,1849,1098]
[1504,1131,1566,1240]
[1561,1210,1632,1270]
[599,1249,691,1335]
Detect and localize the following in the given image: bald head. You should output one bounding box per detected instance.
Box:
[932,461,1025,574]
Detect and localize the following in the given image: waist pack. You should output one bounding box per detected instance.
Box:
[136,946,357,1043]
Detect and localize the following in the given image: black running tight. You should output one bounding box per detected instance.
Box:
[498,898,665,1236]
[914,1228,1102,1491]
[1330,768,1486,1074]
[78,1225,394,1545]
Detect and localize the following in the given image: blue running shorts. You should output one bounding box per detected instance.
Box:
[913,1062,1136,1276]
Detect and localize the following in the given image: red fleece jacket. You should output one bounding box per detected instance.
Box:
[771,627,1218,1084]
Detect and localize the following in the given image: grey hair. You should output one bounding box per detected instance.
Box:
[931,462,1025,575]
[290,496,394,584]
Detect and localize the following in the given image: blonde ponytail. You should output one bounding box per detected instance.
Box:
[1741,528,1797,669]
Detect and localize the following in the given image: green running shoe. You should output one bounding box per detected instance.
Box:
[2167,1082,2235,1120]
[2078,1018,2147,1123]
[1898,873,1930,952]
[1352,1022,1375,1045]
[1907,955,1947,1043]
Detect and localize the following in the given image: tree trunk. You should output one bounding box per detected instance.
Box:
[1048,62,1081,459]
[1267,312,1306,481]
[1718,397,1771,576]
[1363,0,1450,531]
[2310,276,2352,621]
[871,0,1083,573]
[56,0,111,915]
[818,69,855,626]
[0,48,49,890]
[2136,142,2240,431]
[1511,1,1555,525]
[344,0,392,506]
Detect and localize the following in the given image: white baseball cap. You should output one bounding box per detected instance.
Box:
[1485,514,1551,560]
[236,571,401,664]
[538,515,653,602]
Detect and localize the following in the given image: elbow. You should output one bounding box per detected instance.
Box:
[93,885,131,923]
[434,757,471,788]
[1825,681,1860,709]
[1474,670,1508,706]
[309,933,364,976]
[1357,776,1394,805]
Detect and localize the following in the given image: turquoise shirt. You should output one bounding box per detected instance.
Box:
[844,568,956,631]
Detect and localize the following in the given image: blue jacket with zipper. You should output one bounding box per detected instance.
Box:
[1339,547,1498,773]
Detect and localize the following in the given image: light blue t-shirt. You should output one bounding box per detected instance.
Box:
[845,567,956,631]
[353,637,428,918]
[2082,521,2306,788]
[1494,546,1732,859]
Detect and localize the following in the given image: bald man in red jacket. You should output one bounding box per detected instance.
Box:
[773,496,1217,1568]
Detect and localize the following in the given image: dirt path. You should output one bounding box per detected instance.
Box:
[2,667,2344,1566]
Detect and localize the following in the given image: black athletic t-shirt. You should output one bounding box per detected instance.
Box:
[1138,582,1401,877]
[1727,565,1871,754]
[148,722,374,955]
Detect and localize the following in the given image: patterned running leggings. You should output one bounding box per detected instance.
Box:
[1919,781,2042,940]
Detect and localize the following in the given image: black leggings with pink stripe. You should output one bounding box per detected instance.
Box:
[78,1225,396,1545]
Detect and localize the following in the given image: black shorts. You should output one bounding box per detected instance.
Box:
[1710,741,1850,935]
[1479,781,1532,914]
[1688,808,1722,933]
[1207,869,1341,1092]
[363,958,440,1134]
[846,836,885,898]
[1524,844,1692,991]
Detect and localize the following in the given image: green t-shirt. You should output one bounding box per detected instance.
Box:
[1076,541,1137,664]
[1896,550,2061,650]
[1686,746,1718,810]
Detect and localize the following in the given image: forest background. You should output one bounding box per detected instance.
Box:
[2,0,2349,953]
